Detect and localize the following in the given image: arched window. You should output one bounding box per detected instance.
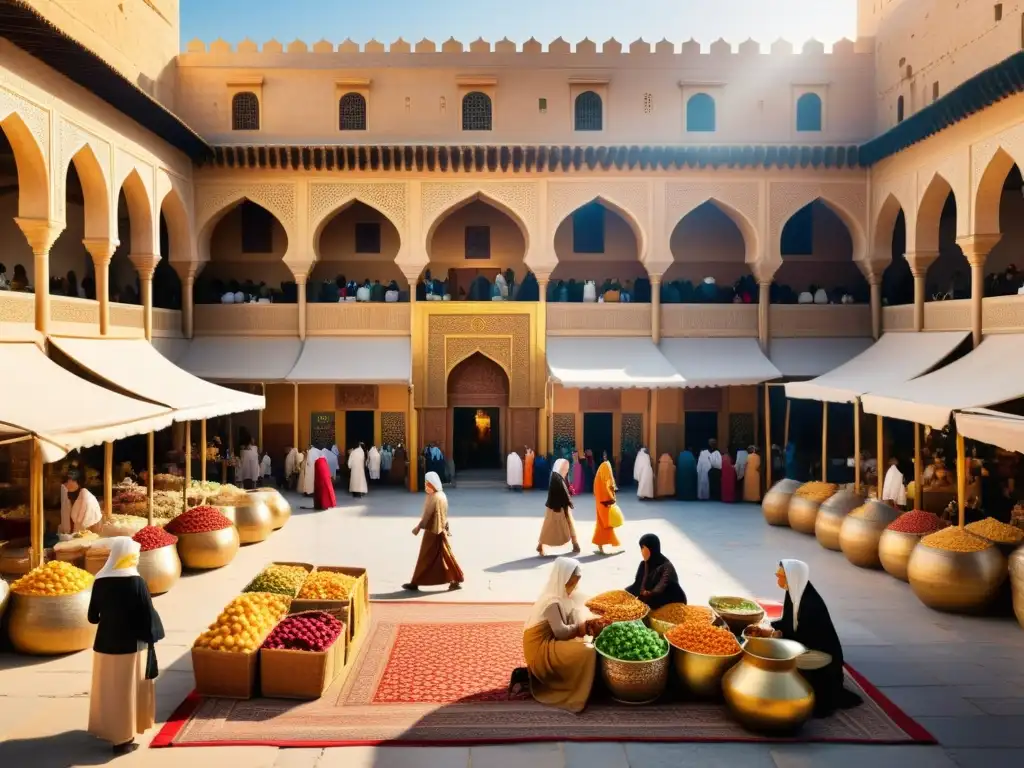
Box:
[462,91,492,131]
[897,95,905,123]
[686,93,715,132]
[796,92,822,132]
[574,91,603,131]
[339,92,367,131]
[231,92,260,131]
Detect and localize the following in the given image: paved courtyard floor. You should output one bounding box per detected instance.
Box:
[2,485,1024,767]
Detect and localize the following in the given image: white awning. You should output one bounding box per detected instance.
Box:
[547,337,685,389]
[785,331,968,404]
[862,334,1024,428]
[177,337,302,382]
[0,340,173,463]
[769,337,874,378]
[659,338,781,387]
[50,337,265,422]
[286,337,411,383]
[955,409,1024,455]
[151,337,190,364]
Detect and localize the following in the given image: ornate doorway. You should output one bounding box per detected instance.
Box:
[447,353,509,470]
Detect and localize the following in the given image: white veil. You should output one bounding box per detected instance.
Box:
[525,556,584,629]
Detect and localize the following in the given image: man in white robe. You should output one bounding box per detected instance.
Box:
[348,443,368,497]
[302,445,320,496]
[882,458,908,508]
[735,448,749,481]
[324,447,339,480]
[506,451,524,490]
[367,446,381,481]
[696,440,722,501]
[634,448,655,500]
[284,446,298,489]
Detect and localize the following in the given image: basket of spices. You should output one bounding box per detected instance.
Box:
[965,518,1024,556]
[648,603,718,635]
[585,590,650,625]
[879,510,947,581]
[708,596,764,633]
[907,526,1007,613]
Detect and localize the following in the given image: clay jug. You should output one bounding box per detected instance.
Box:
[722,637,815,733]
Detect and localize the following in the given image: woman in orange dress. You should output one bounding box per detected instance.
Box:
[592,460,622,555]
[524,448,535,490]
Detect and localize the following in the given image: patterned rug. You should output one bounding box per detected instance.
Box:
[153,602,934,748]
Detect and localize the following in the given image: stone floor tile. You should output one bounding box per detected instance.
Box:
[916,716,1024,748]
[877,686,987,717]
[946,748,1024,768]
[469,743,563,768]
[564,742,628,768]
[623,743,777,768]
[315,747,377,768]
[273,748,325,768]
[371,746,470,768]
[770,744,956,768]
[966,698,1024,716]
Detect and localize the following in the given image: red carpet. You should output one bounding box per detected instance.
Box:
[153,601,934,748]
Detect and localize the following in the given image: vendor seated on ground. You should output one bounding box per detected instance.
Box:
[624,533,687,609]
[523,557,609,713]
[770,559,863,718]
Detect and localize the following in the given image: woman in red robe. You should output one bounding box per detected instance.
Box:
[720,454,737,503]
[313,456,336,510]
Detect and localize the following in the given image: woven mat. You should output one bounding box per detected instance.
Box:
[154,602,934,747]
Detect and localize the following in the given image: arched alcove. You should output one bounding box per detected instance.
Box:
[48,163,95,299]
[664,201,755,303]
[881,209,913,305]
[925,192,967,301]
[977,161,1024,296]
[447,352,509,470]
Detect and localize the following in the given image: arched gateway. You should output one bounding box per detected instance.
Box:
[447,353,509,470]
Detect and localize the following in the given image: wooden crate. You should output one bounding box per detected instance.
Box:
[260,631,347,700]
[192,647,259,699]
[291,566,368,643]
[242,561,315,597]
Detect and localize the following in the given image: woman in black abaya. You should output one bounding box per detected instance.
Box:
[624,533,687,609]
[771,559,863,717]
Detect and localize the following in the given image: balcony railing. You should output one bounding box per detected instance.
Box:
[306,303,411,335]
[546,303,651,336]
[193,303,299,336]
[769,304,872,337]
[660,305,758,337]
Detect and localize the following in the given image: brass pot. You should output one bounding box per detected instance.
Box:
[787,495,824,535]
[596,648,670,704]
[670,642,741,698]
[248,489,291,530]
[177,526,240,570]
[878,528,923,582]
[722,637,815,733]
[1010,548,1024,630]
[907,540,1008,613]
[138,544,181,595]
[708,598,765,635]
[815,489,864,551]
[839,501,899,569]
[218,503,273,545]
[762,480,801,527]
[8,589,97,656]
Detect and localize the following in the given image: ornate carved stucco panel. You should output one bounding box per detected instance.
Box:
[57,118,112,222]
[421,182,538,242]
[982,296,1024,332]
[113,148,155,212]
[663,181,759,241]
[427,313,531,408]
[768,181,868,259]
[971,124,1024,231]
[0,82,49,163]
[195,182,297,240]
[916,151,970,236]
[547,181,650,255]
[309,182,408,239]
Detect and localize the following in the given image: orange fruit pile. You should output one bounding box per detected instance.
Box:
[665,621,741,656]
[11,561,93,597]
[193,592,291,654]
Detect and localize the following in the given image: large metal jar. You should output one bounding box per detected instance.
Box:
[1010,548,1024,630]
[788,494,827,536]
[248,488,291,530]
[218,503,273,545]
[138,544,181,595]
[815,489,864,551]
[722,637,815,733]
[670,642,741,698]
[762,480,801,527]
[907,540,1007,613]
[596,647,670,704]
[8,589,97,656]
[839,501,899,569]
[177,526,240,570]
[878,529,923,582]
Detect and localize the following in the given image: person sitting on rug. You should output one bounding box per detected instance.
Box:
[624,533,687,609]
[770,559,863,718]
[523,557,608,713]
[402,471,464,592]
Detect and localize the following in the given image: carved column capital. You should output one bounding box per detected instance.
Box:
[749,259,780,285]
[15,217,63,255]
[856,257,888,286]
[129,253,161,281]
[956,234,1002,268]
[83,237,118,267]
[904,250,938,278]
[286,261,314,283]
[172,261,202,283]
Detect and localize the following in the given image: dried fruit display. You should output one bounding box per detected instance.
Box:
[296,570,358,600]
[585,590,648,622]
[920,526,992,553]
[665,622,741,656]
[649,603,714,626]
[245,564,310,597]
[208,484,248,506]
[12,561,93,596]
[262,612,343,652]
[165,506,232,535]
[965,518,1024,544]
[887,510,947,534]
[132,526,178,552]
[793,482,838,502]
[193,592,291,653]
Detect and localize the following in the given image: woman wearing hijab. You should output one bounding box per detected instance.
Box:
[523,448,535,490]
[676,449,697,501]
[403,471,464,592]
[656,453,676,498]
[313,455,336,510]
[523,557,608,712]
[583,450,596,493]
[570,453,584,496]
[634,448,655,500]
[721,453,737,503]
[87,537,164,755]
[592,460,622,555]
[625,533,687,609]
[743,446,762,502]
[60,469,102,534]
[771,559,863,718]
[537,459,580,556]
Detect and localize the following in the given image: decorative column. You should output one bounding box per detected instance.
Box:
[292,383,299,448]
[904,251,938,332]
[869,279,882,339]
[15,218,63,335]
[173,262,199,339]
[957,235,1001,347]
[408,384,418,492]
[295,275,308,341]
[651,275,662,344]
[84,238,117,336]
[130,253,160,341]
[758,282,771,351]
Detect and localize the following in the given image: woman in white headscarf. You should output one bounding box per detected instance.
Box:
[634,447,655,500]
[523,557,607,713]
[507,450,524,490]
[771,559,862,718]
[402,471,464,592]
[59,469,102,534]
[302,445,320,496]
[537,459,580,556]
[87,537,164,755]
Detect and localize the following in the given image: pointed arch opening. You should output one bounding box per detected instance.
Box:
[447,351,509,470]
[880,207,912,306]
[423,194,535,301]
[664,200,758,304]
[49,150,110,301]
[974,151,1024,297]
[550,198,649,303]
[916,176,966,301]
[195,199,292,305]
[773,198,867,305]
[154,208,182,310]
[0,116,49,293]
[310,199,405,302]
